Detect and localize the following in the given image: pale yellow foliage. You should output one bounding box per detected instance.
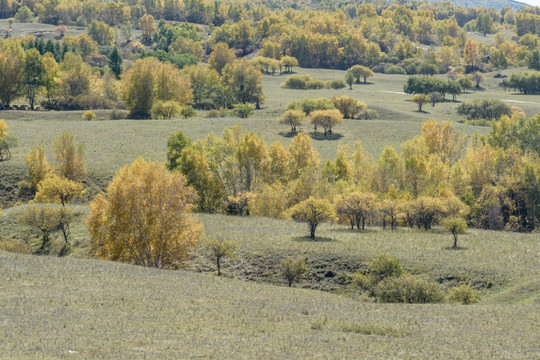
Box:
[87,158,203,268]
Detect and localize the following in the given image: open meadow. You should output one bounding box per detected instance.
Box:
[1,251,539,360]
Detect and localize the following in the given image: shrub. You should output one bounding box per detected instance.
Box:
[231,103,255,118]
[109,109,128,120]
[281,256,308,287]
[0,240,31,254]
[368,254,404,283]
[326,79,347,89]
[180,106,197,118]
[82,111,96,121]
[373,275,444,303]
[286,98,335,115]
[206,108,228,118]
[281,74,326,89]
[446,283,480,304]
[151,100,181,119]
[331,96,366,119]
[356,108,380,120]
[385,65,406,75]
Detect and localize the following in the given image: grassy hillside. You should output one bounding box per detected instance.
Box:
[5,66,537,206]
[1,251,539,359]
[2,205,539,303]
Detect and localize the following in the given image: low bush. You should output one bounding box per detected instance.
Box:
[151,101,182,119]
[326,79,347,89]
[281,74,326,90]
[356,108,380,120]
[206,109,228,118]
[82,111,96,121]
[446,283,480,304]
[385,65,407,75]
[180,106,197,119]
[109,109,128,120]
[373,275,444,303]
[231,103,255,118]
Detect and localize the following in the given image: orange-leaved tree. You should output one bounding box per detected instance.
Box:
[87,158,203,268]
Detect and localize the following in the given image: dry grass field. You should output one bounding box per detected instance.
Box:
[1,251,539,359]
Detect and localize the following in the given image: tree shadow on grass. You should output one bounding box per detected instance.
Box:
[278,131,300,138]
[330,228,378,234]
[308,132,344,141]
[443,245,468,251]
[293,236,336,243]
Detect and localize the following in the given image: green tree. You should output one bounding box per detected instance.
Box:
[0,39,25,108]
[443,217,467,248]
[108,46,123,79]
[348,65,374,84]
[87,20,115,46]
[345,71,354,89]
[222,60,264,109]
[23,48,45,110]
[166,130,192,170]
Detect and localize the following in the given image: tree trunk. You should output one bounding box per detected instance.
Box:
[310,223,317,239]
[217,257,221,276]
[453,232,458,248]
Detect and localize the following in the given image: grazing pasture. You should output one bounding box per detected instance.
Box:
[1,251,539,359]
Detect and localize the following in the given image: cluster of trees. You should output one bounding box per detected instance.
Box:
[17,133,87,254]
[501,70,540,94]
[404,75,469,104]
[457,99,512,121]
[166,117,540,235]
[0,35,265,117]
[2,0,538,79]
[278,96,377,134]
[0,37,123,111]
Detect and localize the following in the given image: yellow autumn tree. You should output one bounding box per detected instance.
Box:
[288,196,337,239]
[309,109,344,136]
[53,132,86,181]
[34,174,84,206]
[25,146,51,190]
[87,158,203,268]
[463,38,480,70]
[288,132,320,179]
[0,119,7,142]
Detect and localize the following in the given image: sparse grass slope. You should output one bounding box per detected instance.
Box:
[1,251,539,359]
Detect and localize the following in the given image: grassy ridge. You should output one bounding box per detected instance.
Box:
[2,205,539,303]
[1,251,539,359]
